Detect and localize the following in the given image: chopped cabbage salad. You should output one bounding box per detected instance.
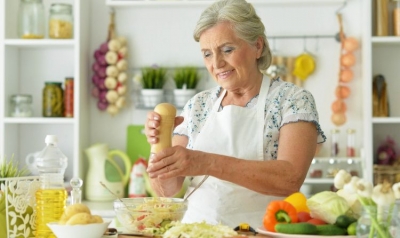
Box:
[162,221,238,238]
[116,197,187,235]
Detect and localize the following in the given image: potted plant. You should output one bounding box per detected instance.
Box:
[173,66,200,107]
[140,66,167,108]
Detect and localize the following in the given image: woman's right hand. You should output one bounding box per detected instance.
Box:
[144,111,184,144]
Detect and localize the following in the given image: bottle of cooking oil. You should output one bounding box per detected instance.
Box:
[35,135,68,238]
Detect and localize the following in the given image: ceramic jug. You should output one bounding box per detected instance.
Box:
[85,143,131,201]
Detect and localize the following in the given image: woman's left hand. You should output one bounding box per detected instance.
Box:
[147,146,207,179]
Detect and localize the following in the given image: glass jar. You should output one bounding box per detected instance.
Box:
[331,129,340,157]
[43,82,64,117]
[49,3,73,39]
[392,0,400,36]
[18,0,45,39]
[10,94,33,117]
[356,205,398,238]
[64,77,74,117]
[347,129,356,157]
[308,159,323,178]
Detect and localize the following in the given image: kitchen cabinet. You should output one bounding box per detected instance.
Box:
[0,0,90,182]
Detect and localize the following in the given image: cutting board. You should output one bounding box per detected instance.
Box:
[126,125,151,165]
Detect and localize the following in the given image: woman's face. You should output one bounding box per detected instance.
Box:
[199,21,263,91]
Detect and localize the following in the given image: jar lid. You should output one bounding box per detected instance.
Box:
[10,94,32,103]
[45,82,62,85]
[50,3,72,13]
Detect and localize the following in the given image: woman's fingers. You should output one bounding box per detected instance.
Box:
[174,116,184,128]
[145,111,161,144]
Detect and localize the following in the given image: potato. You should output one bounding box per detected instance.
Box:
[59,203,91,224]
[66,212,92,225]
[90,215,104,224]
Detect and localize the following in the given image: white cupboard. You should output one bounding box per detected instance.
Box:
[0,0,90,182]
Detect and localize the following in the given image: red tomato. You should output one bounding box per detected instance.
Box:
[307,218,328,225]
[297,212,312,222]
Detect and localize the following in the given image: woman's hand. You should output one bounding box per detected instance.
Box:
[144,111,184,144]
[147,146,208,179]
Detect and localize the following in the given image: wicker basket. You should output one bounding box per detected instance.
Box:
[373,164,400,185]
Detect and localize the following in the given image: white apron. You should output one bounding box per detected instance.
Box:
[182,76,284,229]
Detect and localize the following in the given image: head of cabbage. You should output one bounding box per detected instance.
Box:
[306,191,350,224]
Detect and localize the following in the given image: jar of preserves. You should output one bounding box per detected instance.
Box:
[10,94,33,117]
[18,0,45,39]
[64,77,74,117]
[49,3,73,39]
[43,82,64,117]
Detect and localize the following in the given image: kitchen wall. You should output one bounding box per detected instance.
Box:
[88,0,363,159]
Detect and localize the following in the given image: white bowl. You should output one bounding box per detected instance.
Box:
[47,221,111,238]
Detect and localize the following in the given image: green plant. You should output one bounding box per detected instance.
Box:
[141,66,167,89]
[173,67,200,89]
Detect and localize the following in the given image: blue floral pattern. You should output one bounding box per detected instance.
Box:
[174,78,326,160]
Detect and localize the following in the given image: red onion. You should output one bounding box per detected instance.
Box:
[96,66,107,78]
[100,42,109,54]
[97,78,106,90]
[97,100,108,111]
[91,87,100,98]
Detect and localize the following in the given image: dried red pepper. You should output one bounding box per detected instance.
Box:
[263,200,298,232]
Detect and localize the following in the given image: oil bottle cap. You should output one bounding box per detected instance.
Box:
[45,135,58,145]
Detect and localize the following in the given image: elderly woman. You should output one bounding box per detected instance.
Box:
[145,0,325,228]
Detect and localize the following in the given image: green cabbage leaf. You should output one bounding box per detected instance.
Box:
[306,191,350,224]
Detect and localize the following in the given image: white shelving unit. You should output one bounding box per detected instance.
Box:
[361,0,400,185]
[106,0,347,7]
[0,0,90,182]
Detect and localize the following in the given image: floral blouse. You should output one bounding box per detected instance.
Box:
[173,78,326,160]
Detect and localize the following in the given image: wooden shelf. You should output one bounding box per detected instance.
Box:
[106,0,346,7]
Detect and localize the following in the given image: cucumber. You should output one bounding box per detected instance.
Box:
[316,224,347,236]
[335,214,357,228]
[275,223,318,235]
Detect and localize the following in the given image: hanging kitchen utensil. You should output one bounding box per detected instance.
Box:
[292,38,316,81]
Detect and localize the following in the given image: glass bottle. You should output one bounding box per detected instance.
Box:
[70,177,82,205]
[331,129,340,157]
[35,135,68,238]
[392,0,400,36]
[9,94,33,117]
[43,82,64,117]
[49,3,73,39]
[18,0,45,39]
[347,129,356,157]
[64,77,74,117]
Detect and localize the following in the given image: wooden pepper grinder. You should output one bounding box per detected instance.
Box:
[151,103,177,154]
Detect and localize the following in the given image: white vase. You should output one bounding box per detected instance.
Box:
[173,89,196,108]
[141,89,164,108]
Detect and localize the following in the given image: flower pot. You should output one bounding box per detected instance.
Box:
[141,89,164,108]
[173,89,196,108]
